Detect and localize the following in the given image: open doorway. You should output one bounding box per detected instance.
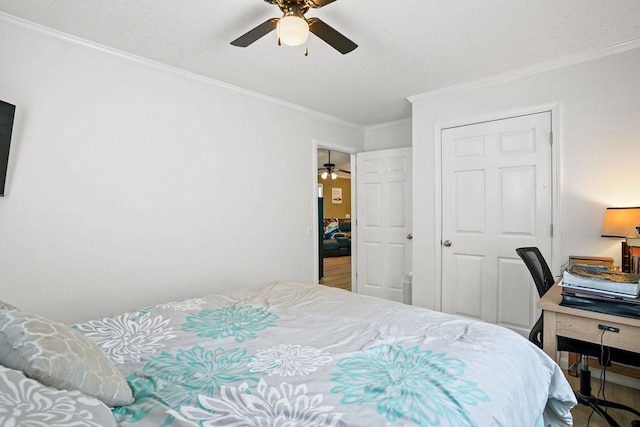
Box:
[317,147,352,291]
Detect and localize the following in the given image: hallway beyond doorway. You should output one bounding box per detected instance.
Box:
[320,256,351,291]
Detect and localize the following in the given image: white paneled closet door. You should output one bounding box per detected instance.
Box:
[440,112,552,338]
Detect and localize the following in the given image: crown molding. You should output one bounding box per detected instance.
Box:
[364,117,411,132]
[408,38,640,103]
[0,12,364,131]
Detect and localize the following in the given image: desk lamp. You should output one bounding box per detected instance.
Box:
[601,206,640,272]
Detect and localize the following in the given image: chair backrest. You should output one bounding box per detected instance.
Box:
[516,247,555,348]
[515,247,555,298]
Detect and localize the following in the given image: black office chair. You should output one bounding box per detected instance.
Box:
[516,247,640,427]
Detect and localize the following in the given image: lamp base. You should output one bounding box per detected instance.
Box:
[622,241,631,273]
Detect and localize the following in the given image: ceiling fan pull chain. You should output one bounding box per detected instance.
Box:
[304,47,309,56]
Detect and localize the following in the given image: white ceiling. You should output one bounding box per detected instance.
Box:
[1,1,640,127]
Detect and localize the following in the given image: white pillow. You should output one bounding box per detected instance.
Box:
[0,309,133,407]
[0,364,117,426]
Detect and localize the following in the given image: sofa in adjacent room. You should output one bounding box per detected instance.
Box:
[323,218,351,257]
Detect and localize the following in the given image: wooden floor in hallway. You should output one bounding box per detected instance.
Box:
[320,256,351,291]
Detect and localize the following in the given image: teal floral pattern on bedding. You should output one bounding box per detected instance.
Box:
[182,306,279,342]
[113,345,258,425]
[331,345,490,426]
[70,283,575,426]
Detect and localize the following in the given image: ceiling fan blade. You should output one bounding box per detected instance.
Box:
[306,0,338,8]
[307,18,357,54]
[231,18,279,47]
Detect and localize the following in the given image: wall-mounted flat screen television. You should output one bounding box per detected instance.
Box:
[0,100,16,197]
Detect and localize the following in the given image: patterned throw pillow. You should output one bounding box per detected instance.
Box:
[0,364,117,426]
[0,300,18,311]
[0,310,133,407]
[324,219,341,239]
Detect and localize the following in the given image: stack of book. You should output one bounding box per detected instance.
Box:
[560,266,640,319]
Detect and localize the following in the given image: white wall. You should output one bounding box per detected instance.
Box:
[0,18,364,323]
[364,119,412,151]
[410,46,640,309]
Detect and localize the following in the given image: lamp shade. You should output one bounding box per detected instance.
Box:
[277,14,309,46]
[601,207,640,237]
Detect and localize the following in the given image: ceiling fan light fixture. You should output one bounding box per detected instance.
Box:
[277,13,309,46]
[321,170,329,180]
[330,171,337,180]
[231,1,357,54]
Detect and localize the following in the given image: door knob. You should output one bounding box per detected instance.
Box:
[406,233,413,240]
[443,240,452,247]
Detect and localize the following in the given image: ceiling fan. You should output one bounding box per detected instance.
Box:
[319,150,350,179]
[231,0,358,54]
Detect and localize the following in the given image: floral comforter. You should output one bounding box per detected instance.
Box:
[73,281,576,426]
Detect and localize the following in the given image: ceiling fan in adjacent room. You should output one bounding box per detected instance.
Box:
[319,150,350,180]
[231,0,358,54]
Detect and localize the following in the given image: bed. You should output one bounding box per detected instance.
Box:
[1,281,576,426]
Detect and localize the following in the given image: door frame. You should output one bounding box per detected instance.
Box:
[432,102,562,311]
[312,139,358,290]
